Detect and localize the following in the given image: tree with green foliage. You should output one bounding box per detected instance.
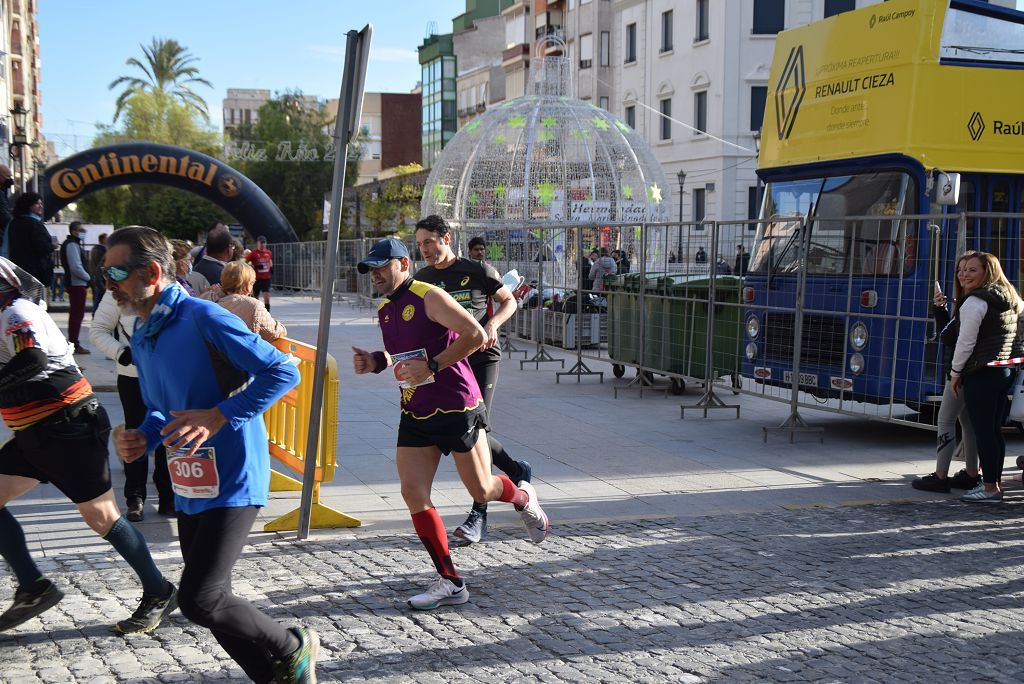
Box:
[232,91,361,241]
[109,38,212,123]
[361,164,425,236]
[76,90,228,241]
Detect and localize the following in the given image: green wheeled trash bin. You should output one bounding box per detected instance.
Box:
[665,275,743,392]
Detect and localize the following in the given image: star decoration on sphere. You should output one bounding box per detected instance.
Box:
[622,185,634,199]
[495,184,507,198]
[465,119,482,133]
[540,116,558,128]
[468,192,480,206]
[508,115,527,128]
[570,129,590,140]
[493,134,507,145]
[537,130,555,142]
[432,184,448,203]
[592,116,610,131]
[648,184,663,203]
[615,120,631,133]
[537,181,557,206]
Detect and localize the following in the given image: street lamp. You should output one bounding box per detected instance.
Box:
[10,104,29,192]
[676,169,686,261]
[30,140,40,192]
[752,128,763,227]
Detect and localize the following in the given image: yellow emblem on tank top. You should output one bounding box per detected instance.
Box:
[460,276,470,286]
[402,304,415,321]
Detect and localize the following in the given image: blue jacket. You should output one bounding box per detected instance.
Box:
[133,291,299,515]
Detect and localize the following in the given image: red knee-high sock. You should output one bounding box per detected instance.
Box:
[411,508,460,584]
[496,475,529,510]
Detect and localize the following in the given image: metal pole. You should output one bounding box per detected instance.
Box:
[297,25,372,540]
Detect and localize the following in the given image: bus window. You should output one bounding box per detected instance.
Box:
[751,171,916,276]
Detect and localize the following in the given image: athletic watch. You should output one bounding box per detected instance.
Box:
[427,358,440,375]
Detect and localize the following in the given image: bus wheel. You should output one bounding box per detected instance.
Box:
[612,364,625,378]
[670,378,685,395]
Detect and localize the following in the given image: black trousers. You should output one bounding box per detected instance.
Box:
[471,358,528,483]
[963,366,1014,484]
[178,506,294,683]
[117,375,173,505]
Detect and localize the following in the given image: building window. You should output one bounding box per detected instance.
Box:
[625,23,637,63]
[748,185,764,222]
[750,86,767,132]
[694,91,707,134]
[694,188,706,222]
[753,0,785,34]
[660,10,673,52]
[600,31,610,67]
[696,0,710,41]
[659,98,672,140]
[580,33,593,69]
[599,96,609,111]
[625,105,635,129]
[824,0,856,18]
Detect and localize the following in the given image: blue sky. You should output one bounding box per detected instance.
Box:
[39,0,467,157]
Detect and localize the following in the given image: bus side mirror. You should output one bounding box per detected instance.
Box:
[934,172,960,206]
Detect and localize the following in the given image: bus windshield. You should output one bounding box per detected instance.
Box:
[749,171,916,276]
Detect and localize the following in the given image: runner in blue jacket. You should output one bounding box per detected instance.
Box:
[106,226,318,684]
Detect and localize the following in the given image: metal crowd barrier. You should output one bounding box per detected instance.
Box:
[263,337,360,532]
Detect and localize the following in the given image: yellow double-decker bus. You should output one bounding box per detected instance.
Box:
[742,0,1024,420]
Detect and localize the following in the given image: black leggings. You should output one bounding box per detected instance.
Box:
[471,359,528,483]
[177,506,294,683]
[963,367,1014,484]
[118,375,172,505]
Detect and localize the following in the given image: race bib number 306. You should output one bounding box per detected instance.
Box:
[168,447,219,498]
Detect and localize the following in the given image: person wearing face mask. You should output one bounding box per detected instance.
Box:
[59,222,92,354]
[0,165,14,259]
[7,193,54,293]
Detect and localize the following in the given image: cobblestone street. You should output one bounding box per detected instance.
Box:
[3,498,1023,683]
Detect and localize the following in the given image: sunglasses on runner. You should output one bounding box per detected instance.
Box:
[100,264,141,283]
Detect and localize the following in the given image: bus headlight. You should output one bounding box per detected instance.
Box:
[849,322,868,350]
[746,343,758,360]
[849,352,865,375]
[746,315,760,340]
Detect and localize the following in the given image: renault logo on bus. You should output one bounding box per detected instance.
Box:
[775,45,806,140]
[968,111,985,141]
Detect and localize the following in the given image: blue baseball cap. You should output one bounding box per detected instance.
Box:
[357,238,410,273]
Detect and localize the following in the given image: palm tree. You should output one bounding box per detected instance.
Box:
[109,38,212,122]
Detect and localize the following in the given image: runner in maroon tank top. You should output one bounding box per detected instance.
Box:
[351,239,550,610]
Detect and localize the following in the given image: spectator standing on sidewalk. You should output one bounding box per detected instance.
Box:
[414,215,533,545]
[190,222,232,292]
[59,221,92,354]
[589,248,617,294]
[90,290,175,521]
[352,238,549,610]
[200,261,286,343]
[89,232,108,313]
[170,239,195,295]
[0,165,14,258]
[7,193,53,292]
[950,251,1022,503]
[0,256,177,634]
[106,226,316,682]
[911,280,980,493]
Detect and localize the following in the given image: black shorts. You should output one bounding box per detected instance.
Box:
[0,400,113,503]
[397,406,488,455]
[252,278,272,295]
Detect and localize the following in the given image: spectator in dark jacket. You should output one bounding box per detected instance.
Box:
[7,192,53,288]
[0,164,14,257]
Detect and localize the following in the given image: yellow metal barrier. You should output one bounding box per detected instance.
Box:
[262,337,360,532]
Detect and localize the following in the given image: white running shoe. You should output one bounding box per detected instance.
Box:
[516,481,549,543]
[407,576,469,610]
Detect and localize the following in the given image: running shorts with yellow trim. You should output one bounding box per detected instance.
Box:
[0,399,113,503]
[397,404,488,455]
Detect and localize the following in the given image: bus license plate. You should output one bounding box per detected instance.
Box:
[783,371,818,387]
